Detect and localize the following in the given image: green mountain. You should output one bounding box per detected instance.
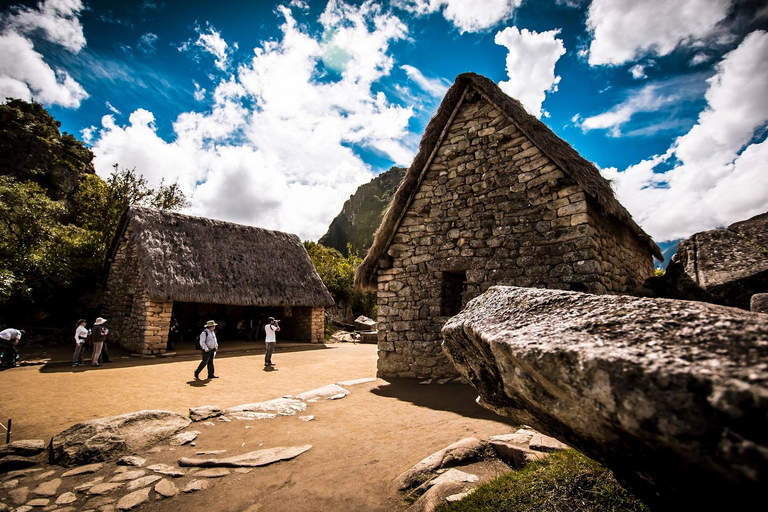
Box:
[319,166,405,257]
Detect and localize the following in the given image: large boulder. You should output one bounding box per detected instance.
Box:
[50,410,191,466]
[645,211,768,309]
[441,286,768,511]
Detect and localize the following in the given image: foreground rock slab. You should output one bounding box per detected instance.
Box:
[397,437,487,490]
[0,440,46,458]
[294,384,350,402]
[442,285,768,511]
[178,445,312,468]
[50,410,191,466]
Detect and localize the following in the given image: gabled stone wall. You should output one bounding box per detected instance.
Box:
[375,88,655,379]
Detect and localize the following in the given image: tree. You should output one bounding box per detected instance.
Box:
[74,165,189,270]
[0,176,83,302]
[304,241,376,321]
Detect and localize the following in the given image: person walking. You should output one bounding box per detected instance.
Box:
[0,328,22,367]
[264,317,280,367]
[195,320,219,380]
[73,319,87,366]
[91,317,109,367]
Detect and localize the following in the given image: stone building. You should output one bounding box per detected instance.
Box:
[355,73,662,379]
[103,207,333,354]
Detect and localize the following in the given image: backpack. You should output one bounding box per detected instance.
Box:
[199,329,209,351]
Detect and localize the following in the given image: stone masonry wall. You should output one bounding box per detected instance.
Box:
[103,229,172,355]
[375,88,654,379]
[590,205,655,293]
[290,306,325,343]
[102,228,146,353]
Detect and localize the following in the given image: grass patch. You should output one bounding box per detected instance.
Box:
[439,450,649,512]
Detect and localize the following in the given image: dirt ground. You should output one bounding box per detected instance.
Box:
[0,342,516,511]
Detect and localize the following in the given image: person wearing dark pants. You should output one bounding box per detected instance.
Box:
[73,319,87,366]
[91,317,109,367]
[264,317,280,367]
[195,320,219,380]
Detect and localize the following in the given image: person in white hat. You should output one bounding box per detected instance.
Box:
[195,320,219,380]
[91,317,109,367]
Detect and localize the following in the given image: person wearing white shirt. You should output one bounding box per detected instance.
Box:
[264,317,280,367]
[73,319,87,367]
[0,328,22,367]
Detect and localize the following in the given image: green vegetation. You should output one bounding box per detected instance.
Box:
[654,268,666,277]
[0,99,188,325]
[440,450,649,512]
[304,241,376,320]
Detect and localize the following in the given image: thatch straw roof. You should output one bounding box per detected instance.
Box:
[355,72,662,290]
[108,207,334,307]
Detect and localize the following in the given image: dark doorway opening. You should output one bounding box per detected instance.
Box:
[441,271,467,317]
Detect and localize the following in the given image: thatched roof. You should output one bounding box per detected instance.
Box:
[108,207,334,307]
[355,73,662,290]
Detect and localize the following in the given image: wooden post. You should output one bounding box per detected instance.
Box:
[5,419,11,444]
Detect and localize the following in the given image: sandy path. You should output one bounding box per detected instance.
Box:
[0,343,516,511]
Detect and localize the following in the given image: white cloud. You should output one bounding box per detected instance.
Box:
[0,0,88,107]
[601,30,768,242]
[105,101,120,114]
[193,81,206,101]
[179,24,236,72]
[630,64,646,79]
[587,0,732,65]
[90,1,414,241]
[400,64,449,97]
[689,52,712,66]
[393,0,522,33]
[138,32,158,54]
[494,27,565,118]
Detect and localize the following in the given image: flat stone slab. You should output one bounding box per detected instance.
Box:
[154,478,179,497]
[62,463,104,477]
[178,445,312,468]
[196,468,231,478]
[116,456,146,467]
[110,470,146,482]
[529,433,568,452]
[73,476,104,492]
[9,486,29,504]
[55,492,77,504]
[299,416,315,422]
[146,464,185,477]
[226,398,306,416]
[295,384,350,402]
[183,479,208,492]
[336,377,377,386]
[169,431,200,446]
[397,437,488,490]
[87,482,123,495]
[124,474,162,491]
[231,412,276,421]
[189,405,223,422]
[32,477,61,496]
[26,498,50,507]
[116,487,150,510]
[0,456,38,473]
[0,440,46,457]
[196,450,227,455]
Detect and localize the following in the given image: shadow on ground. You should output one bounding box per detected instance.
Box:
[372,377,516,424]
[34,341,333,374]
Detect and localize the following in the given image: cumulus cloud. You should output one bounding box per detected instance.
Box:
[629,64,646,79]
[0,0,88,107]
[494,27,565,118]
[400,64,449,97]
[89,1,414,241]
[601,30,768,242]
[586,0,732,66]
[393,0,522,33]
[138,32,158,54]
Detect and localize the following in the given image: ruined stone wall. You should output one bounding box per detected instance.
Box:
[290,306,325,343]
[102,228,147,353]
[376,89,608,379]
[590,204,656,293]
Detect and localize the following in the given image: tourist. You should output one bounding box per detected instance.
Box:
[91,317,109,367]
[167,316,180,350]
[264,317,280,367]
[195,320,219,380]
[0,328,22,367]
[73,319,87,366]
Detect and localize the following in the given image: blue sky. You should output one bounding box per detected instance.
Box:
[1,0,767,248]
